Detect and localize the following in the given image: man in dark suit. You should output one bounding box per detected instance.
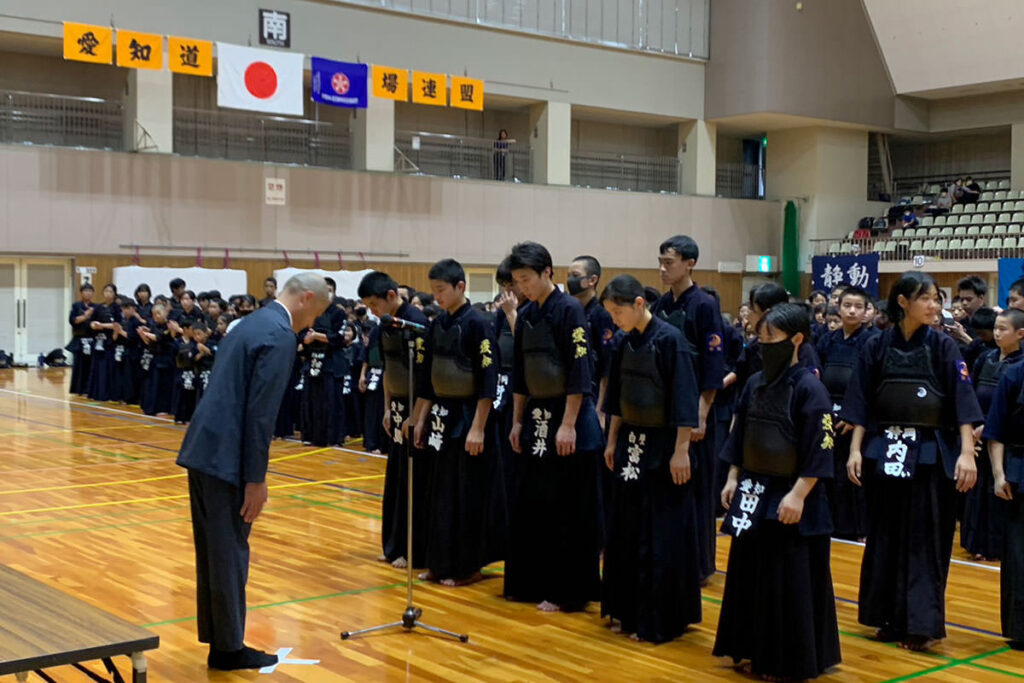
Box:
[176,273,331,671]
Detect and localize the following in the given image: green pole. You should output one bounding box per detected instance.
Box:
[782,200,800,294]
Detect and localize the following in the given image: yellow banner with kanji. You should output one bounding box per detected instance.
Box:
[411,71,447,106]
[63,22,112,64]
[116,30,163,70]
[168,36,213,77]
[450,76,484,111]
[371,65,408,101]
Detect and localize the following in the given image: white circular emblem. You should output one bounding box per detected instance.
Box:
[916,387,927,398]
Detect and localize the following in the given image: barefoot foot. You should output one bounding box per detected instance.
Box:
[391,556,408,569]
[536,600,561,612]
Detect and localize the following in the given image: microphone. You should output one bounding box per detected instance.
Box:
[380,314,427,334]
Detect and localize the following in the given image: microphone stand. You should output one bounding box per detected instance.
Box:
[341,330,469,643]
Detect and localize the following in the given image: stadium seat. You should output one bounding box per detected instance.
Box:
[874,241,886,254]
[911,195,924,205]
[927,184,942,194]
[920,215,934,226]
[984,213,998,224]
[934,216,948,226]
[1013,212,1024,223]
[976,237,990,250]
[980,225,995,236]
[954,226,967,237]
[961,215,975,225]
[909,239,924,252]
[952,204,964,214]
[927,227,941,237]
[996,191,1008,200]
[1006,236,1019,249]
[922,238,936,251]
[1008,190,1020,200]
[1004,201,1016,211]
[828,242,841,254]
[986,181,999,190]
[995,224,1009,236]
[982,191,995,201]
[990,237,1003,251]
[940,226,954,237]
[917,227,929,237]
[961,237,975,250]
[968,226,981,236]
[1011,224,1023,236]
[976,202,990,212]
[891,228,904,238]
[999,180,1011,189]
[934,238,948,252]
[999,213,1012,223]
[948,238,962,251]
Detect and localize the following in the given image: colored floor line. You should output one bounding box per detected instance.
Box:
[0,410,178,454]
[139,580,413,628]
[269,469,383,499]
[287,494,381,520]
[967,661,1024,679]
[880,646,1011,683]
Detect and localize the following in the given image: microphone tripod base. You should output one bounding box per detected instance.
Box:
[341,607,469,643]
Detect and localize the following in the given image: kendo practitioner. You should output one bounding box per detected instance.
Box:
[504,241,602,613]
[703,285,743,516]
[493,257,527,511]
[341,324,365,442]
[843,271,982,652]
[134,284,153,320]
[300,277,345,447]
[736,283,822,390]
[651,235,724,583]
[961,308,1024,560]
[111,297,141,404]
[714,303,841,680]
[358,271,431,570]
[359,321,387,454]
[272,333,303,440]
[412,259,505,586]
[139,301,176,417]
[984,325,1024,649]
[259,276,278,308]
[176,273,329,671]
[67,283,96,395]
[815,285,878,541]
[86,283,123,402]
[599,275,702,643]
[192,322,216,405]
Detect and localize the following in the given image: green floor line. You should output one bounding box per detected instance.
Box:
[286,494,381,520]
[967,661,1024,679]
[140,580,414,628]
[880,645,1010,683]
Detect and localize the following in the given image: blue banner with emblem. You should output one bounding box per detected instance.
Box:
[811,253,880,297]
[311,57,367,108]
[998,258,1024,308]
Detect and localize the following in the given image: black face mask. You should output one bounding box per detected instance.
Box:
[566,275,587,296]
[760,339,795,384]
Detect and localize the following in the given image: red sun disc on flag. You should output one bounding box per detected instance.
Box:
[331,72,350,95]
[245,62,278,99]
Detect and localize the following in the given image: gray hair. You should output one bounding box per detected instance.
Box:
[282,273,331,302]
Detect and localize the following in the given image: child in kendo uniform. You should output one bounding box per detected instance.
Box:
[173,321,199,424]
[191,322,216,405]
[714,303,841,680]
[139,301,176,417]
[87,283,123,402]
[67,283,96,396]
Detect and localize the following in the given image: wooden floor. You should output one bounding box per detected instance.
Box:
[0,369,1021,682]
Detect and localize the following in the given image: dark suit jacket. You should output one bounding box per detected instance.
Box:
[176,301,296,487]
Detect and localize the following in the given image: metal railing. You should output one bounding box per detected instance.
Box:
[173,107,352,169]
[394,130,531,183]
[811,235,1023,262]
[893,170,1010,199]
[336,0,709,59]
[716,162,765,199]
[570,151,679,193]
[0,90,124,151]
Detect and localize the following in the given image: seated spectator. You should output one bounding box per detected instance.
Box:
[950,177,965,203]
[901,208,919,229]
[962,175,982,204]
[930,188,953,215]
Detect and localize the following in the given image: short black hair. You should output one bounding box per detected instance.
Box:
[207,289,221,299]
[1010,277,1024,301]
[103,283,118,294]
[839,286,870,306]
[242,294,256,306]
[192,321,210,335]
[120,297,137,308]
[182,290,196,301]
[422,304,441,319]
[358,271,399,300]
[659,235,699,262]
[749,282,789,312]
[79,283,94,292]
[508,241,553,275]
[134,283,150,297]
[887,271,937,324]
[826,306,840,317]
[999,308,1024,331]
[643,286,661,306]
[572,255,602,279]
[495,257,513,286]
[414,292,435,306]
[761,303,812,341]
[957,275,988,297]
[428,258,466,287]
[600,274,645,306]
[169,278,186,290]
[265,276,277,285]
[324,277,337,291]
[972,307,998,332]
[701,285,721,307]
[809,289,827,303]
[197,291,209,302]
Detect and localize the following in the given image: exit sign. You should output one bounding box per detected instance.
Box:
[745,255,777,273]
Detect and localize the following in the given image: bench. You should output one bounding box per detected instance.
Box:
[0,564,158,682]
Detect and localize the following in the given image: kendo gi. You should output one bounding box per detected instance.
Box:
[493,303,524,511]
[712,321,744,516]
[583,296,617,542]
[715,365,841,680]
[175,301,297,652]
[379,301,432,566]
[140,319,175,416]
[982,361,1024,642]
[172,338,200,424]
[504,288,602,610]
[601,315,702,643]
[362,324,387,453]
[419,302,506,580]
[839,325,983,642]
[651,284,725,581]
[961,348,1023,559]
[86,301,122,402]
[816,324,879,539]
[67,300,95,395]
[300,306,346,447]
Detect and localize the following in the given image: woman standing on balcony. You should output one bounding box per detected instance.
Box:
[493,129,516,181]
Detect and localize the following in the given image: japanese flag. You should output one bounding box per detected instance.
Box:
[216,43,304,116]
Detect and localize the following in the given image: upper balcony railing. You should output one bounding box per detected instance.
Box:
[0,90,124,151]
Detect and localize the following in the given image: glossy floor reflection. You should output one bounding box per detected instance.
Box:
[0,368,1018,682]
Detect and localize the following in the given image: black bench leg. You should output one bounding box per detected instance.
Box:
[131,652,147,683]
